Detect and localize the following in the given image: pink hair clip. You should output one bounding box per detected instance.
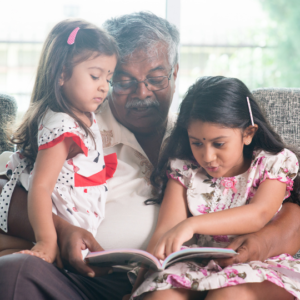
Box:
[67,27,80,45]
[246,97,254,126]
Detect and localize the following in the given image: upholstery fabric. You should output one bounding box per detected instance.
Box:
[0,94,17,152]
[253,88,300,259]
[253,88,300,149]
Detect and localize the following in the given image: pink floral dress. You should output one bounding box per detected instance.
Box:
[132,149,300,299]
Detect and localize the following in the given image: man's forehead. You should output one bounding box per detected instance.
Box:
[116,45,171,74]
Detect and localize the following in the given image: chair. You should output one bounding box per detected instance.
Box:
[0,93,17,153]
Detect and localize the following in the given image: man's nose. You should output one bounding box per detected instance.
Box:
[134,81,153,99]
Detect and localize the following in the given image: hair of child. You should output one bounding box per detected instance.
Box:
[146,76,300,206]
[11,19,119,167]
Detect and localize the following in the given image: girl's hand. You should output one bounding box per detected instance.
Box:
[19,240,58,263]
[153,219,194,260]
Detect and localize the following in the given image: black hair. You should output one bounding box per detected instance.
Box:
[12,19,119,167]
[147,76,300,206]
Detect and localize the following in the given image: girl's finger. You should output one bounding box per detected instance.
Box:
[165,238,174,258]
[172,238,182,254]
[154,243,165,260]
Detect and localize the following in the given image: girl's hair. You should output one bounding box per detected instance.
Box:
[12,19,119,166]
[147,76,300,205]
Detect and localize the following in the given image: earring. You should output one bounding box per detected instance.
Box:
[245,140,251,145]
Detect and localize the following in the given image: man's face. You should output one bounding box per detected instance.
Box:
[109,45,178,134]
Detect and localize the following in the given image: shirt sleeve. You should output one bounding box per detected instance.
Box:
[256,149,299,199]
[167,158,198,189]
[38,110,89,156]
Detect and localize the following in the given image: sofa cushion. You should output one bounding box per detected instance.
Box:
[253,88,300,149]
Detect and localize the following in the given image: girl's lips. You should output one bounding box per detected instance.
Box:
[94,97,103,103]
[206,166,219,172]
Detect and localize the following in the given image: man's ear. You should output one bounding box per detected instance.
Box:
[172,63,179,81]
[243,124,258,145]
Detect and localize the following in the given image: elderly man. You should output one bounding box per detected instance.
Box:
[0,11,300,300]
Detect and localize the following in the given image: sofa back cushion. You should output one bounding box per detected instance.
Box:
[0,94,17,153]
[252,88,300,149]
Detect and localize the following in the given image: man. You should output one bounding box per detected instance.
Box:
[0,11,300,300]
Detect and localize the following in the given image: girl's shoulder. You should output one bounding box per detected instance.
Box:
[167,158,201,188]
[252,148,298,167]
[251,148,299,181]
[40,109,77,129]
[37,109,89,154]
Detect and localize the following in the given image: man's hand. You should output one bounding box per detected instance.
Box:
[217,202,300,267]
[217,232,269,267]
[55,217,111,277]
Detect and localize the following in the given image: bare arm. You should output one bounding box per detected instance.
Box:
[154,179,286,259]
[219,202,300,266]
[131,179,189,294]
[21,137,74,262]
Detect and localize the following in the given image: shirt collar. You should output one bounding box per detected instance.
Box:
[95,100,177,159]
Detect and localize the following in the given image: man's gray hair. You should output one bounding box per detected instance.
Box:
[103,11,180,67]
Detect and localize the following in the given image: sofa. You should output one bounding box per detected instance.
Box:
[0,89,300,258]
[0,93,17,153]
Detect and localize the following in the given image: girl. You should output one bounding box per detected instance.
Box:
[131,76,300,300]
[0,19,118,263]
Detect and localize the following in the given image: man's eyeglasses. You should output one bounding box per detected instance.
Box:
[110,71,173,95]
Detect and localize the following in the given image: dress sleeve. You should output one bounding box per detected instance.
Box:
[167,159,197,189]
[37,110,89,156]
[257,149,299,199]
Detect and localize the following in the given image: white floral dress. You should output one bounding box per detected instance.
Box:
[0,109,117,238]
[132,149,300,299]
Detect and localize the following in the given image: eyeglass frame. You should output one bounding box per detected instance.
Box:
[109,69,174,95]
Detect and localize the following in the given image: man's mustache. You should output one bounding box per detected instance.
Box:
[125,99,160,109]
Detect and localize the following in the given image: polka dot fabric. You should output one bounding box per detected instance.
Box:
[0,109,117,236]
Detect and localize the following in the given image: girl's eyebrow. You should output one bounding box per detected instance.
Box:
[88,67,103,70]
[88,67,114,74]
[189,135,228,141]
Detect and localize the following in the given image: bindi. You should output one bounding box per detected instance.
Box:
[203,138,206,140]
[108,70,111,73]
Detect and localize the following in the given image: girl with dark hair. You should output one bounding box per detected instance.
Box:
[132,76,300,299]
[0,19,118,262]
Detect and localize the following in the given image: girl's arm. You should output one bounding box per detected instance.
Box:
[154,178,286,259]
[21,137,74,263]
[131,178,189,294]
[218,202,300,266]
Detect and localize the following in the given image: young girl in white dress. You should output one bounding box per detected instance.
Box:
[0,19,118,263]
[131,76,300,300]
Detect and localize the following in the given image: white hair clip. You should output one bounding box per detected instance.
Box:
[247,97,254,126]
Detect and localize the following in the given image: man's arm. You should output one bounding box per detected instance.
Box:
[0,175,107,276]
[218,202,300,267]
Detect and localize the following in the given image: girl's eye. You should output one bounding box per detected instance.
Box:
[91,75,99,80]
[214,142,224,148]
[192,142,203,147]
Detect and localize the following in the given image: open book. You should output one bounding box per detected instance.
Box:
[85,247,237,271]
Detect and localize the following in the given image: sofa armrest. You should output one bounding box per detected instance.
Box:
[0,94,17,153]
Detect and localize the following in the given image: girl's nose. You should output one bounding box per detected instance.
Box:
[203,147,216,163]
[99,79,109,94]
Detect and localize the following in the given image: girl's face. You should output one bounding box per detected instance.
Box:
[188,120,254,178]
[60,52,117,114]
